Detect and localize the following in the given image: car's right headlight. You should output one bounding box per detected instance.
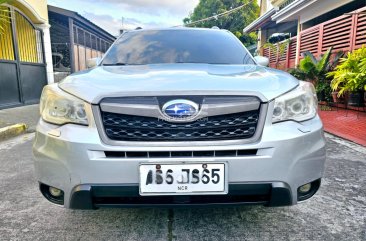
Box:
[39,86,88,125]
[272,81,317,123]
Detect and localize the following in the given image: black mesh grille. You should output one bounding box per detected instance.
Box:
[101,110,260,142]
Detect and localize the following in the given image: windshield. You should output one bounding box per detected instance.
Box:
[102,29,255,66]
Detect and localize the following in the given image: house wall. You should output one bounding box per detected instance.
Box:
[302,0,366,29]
[257,0,366,66]
[298,0,354,24]
[11,0,48,23]
[260,0,274,15]
[48,8,115,82]
[270,0,287,8]
[262,5,366,70]
[271,0,356,23]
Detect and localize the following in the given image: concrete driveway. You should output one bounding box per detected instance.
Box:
[0,133,365,241]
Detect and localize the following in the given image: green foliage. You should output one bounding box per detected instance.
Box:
[315,48,332,73]
[298,56,317,81]
[0,0,12,35]
[288,47,344,102]
[288,67,306,80]
[328,45,366,96]
[183,0,260,46]
[315,80,332,102]
[289,47,341,83]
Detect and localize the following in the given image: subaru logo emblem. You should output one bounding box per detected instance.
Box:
[162,99,199,119]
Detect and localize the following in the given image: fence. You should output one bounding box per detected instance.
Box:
[262,6,366,70]
[262,37,296,70]
[73,25,111,72]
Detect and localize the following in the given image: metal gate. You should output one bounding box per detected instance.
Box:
[0,6,47,109]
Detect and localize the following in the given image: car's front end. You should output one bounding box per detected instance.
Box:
[33,28,326,209]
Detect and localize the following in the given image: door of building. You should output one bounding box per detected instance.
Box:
[0,6,47,109]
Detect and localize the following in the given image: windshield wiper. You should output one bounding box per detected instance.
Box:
[174,62,230,65]
[102,62,128,66]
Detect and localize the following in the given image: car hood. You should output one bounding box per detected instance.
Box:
[59,64,299,103]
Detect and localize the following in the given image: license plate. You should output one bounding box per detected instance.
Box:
[139,163,226,195]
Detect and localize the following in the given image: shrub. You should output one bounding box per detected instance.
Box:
[328,45,366,96]
[288,47,343,102]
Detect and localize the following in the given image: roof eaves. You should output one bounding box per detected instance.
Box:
[243,8,277,33]
[48,5,116,41]
[271,0,316,23]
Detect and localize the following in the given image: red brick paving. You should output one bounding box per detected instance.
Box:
[319,107,366,147]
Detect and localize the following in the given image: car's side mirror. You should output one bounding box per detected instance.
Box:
[254,56,269,67]
[86,57,102,69]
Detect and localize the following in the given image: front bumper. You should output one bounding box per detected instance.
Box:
[33,106,326,209]
[68,182,295,209]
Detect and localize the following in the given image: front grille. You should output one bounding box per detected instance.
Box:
[101,110,260,142]
[104,149,258,158]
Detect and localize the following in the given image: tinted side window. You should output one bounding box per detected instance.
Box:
[103,30,255,65]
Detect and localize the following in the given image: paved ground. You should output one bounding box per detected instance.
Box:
[0,133,365,241]
[319,108,366,147]
[0,105,39,131]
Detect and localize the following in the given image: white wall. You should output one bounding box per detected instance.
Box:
[260,0,275,15]
[36,23,54,84]
[299,0,354,24]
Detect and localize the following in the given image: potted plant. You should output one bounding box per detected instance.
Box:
[328,45,366,107]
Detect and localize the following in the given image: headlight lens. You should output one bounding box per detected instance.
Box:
[272,81,317,123]
[40,86,88,125]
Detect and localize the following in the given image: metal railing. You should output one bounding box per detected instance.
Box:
[51,43,71,72]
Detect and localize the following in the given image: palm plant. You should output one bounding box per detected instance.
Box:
[0,0,12,35]
[290,47,334,83]
[288,47,344,101]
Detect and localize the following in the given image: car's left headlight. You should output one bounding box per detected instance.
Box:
[272,81,317,123]
[39,86,88,125]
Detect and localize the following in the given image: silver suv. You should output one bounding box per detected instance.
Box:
[33,28,326,209]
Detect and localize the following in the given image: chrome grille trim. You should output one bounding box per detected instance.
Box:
[100,96,261,121]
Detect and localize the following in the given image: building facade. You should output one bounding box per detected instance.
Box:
[0,0,53,109]
[48,6,116,82]
[244,0,366,69]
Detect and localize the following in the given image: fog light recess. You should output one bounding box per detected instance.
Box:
[297,179,321,201]
[40,183,65,205]
[49,187,62,197]
[299,183,311,194]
